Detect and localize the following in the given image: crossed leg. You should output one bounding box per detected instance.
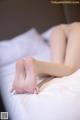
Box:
[11,22,80,94]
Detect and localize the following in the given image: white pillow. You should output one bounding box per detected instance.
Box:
[0,28,50,67]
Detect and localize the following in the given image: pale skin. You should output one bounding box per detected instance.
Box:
[11,22,80,94]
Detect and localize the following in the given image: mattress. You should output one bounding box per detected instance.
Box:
[0,28,80,120]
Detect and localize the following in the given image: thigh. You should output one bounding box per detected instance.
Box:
[65,23,80,70]
[50,24,67,64]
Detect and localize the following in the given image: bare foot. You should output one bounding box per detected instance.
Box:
[23,57,39,94]
[11,57,39,94]
[11,59,26,94]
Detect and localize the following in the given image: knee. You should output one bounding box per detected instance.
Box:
[72,22,80,27]
[52,24,65,32]
[71,22,80,31]
[55,24,65,30]
[50,24,65,42]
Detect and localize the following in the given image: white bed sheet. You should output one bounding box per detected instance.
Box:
[0,28,80,120]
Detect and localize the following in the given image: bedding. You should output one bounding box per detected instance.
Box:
[0,28,50,66]
[0,28,80,120]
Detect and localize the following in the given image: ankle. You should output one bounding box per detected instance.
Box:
[63,64,76,75]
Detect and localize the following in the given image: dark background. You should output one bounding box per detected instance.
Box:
[0,0,80,40]
[0,0,80,117]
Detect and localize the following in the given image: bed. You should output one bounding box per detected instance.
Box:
[0,28,80,120]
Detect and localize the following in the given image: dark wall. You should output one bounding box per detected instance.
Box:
[63,4,80,23]
[0,0,80,40]
[0,0,65,40]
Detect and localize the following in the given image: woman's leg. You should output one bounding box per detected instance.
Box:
[23,24,69,77]
[64,23,80,70]
[12,24,75,94]
[34,24,74,77]
[50,24,67,64]
[11,24,68,94]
